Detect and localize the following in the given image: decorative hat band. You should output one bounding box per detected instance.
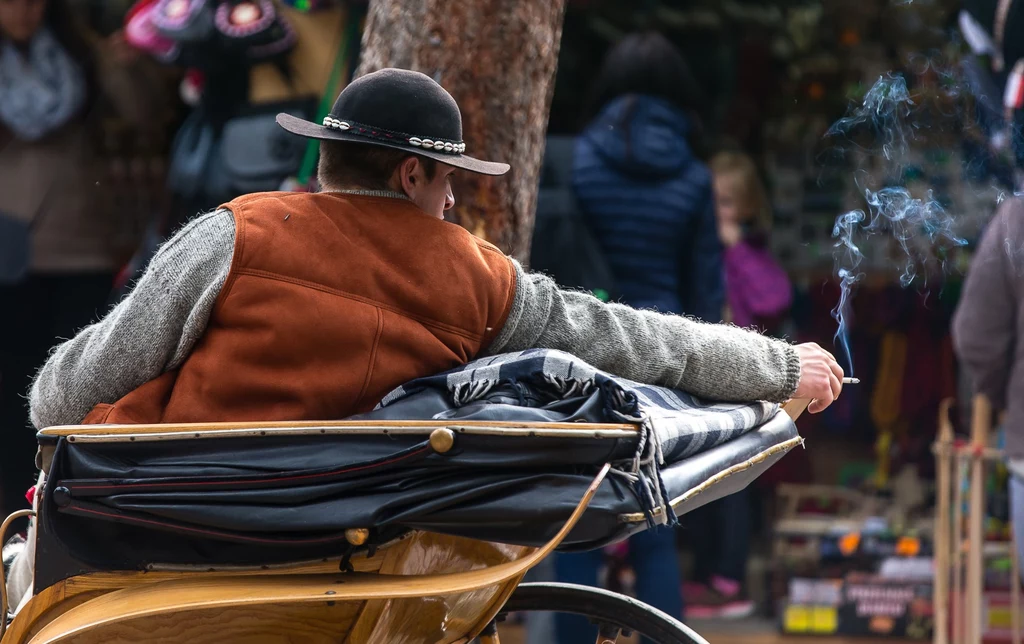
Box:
[322,117,466,154]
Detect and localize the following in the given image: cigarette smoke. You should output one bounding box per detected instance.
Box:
[827,72,969,375]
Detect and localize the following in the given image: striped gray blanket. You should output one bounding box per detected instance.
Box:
[376,349,780,525]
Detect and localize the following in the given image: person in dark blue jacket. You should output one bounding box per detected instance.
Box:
[572,33,723,321]
[554,31,723,644]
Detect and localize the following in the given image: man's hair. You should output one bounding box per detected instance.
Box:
[317,140,437,190]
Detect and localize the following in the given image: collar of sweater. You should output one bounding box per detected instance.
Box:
[324,189,410,201]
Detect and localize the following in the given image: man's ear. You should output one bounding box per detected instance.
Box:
[397,156,421,196]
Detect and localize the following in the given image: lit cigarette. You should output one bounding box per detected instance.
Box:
[843,378,860,384]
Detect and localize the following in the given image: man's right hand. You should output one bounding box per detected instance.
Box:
[792,342,844,413]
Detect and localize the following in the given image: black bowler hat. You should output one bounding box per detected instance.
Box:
[277,68,510,176]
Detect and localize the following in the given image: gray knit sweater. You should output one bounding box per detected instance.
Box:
[29,208,801,428]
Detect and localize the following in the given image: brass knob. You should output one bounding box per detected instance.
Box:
[345,528,369,546]
[429,427,456,454]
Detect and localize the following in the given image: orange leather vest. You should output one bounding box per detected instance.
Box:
[83,192,516,424]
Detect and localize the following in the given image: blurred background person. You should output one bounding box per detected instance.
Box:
[0,0,151,519]
[683,150,793,619]
[953,0,1024,581]
[711,150,792,334]
[553,30,720,643]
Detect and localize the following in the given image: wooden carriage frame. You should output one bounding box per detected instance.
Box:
[1,400,810,644]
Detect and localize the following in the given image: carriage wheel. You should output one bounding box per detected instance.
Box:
[493,582,709,644]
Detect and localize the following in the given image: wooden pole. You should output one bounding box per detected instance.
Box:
[967,395,992,644]
[1010,409,1022,644]
[933,398,954,644]
[1011,525,1021,644]
[953,454,966,644]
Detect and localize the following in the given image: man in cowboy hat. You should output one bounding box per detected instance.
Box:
[27,67,843,432]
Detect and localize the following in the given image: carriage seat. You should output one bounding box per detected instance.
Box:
[30,408,799,593]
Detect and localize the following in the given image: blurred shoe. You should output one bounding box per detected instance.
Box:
[683,576,755,619]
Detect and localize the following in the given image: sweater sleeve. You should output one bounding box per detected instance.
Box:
[486,260,801,402]
[28,210,236,429]
[952,200,1021,410]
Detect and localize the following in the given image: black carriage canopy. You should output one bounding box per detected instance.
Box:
[37,350,800,581]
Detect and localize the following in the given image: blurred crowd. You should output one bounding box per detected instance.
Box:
[0,0,169,519]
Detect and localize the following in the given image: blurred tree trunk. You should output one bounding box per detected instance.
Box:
[357,0,566,262]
